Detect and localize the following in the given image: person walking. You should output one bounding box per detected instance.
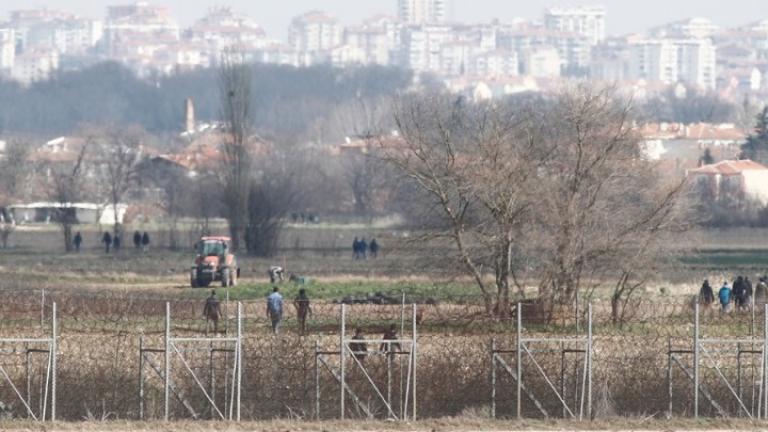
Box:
[293,288,313,335]
[699,279,714,307]
[733,276,746,311]
[141,231,150,252]
[369,238,379,259]
[133,231,141,250]
[203,290,222,335]
[380,324,401,355]
[745,276,754,310]
[113,234,121,252]
[102,231,112,253]
[719,282,732,313]
[73,231,83,252]
[352,237,360,259]
[266,286,284,335]
[359,238,368,260]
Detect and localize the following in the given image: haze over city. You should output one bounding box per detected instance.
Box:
[0,0,763,38]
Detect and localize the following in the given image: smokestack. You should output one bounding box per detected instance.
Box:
[184,97,195,134]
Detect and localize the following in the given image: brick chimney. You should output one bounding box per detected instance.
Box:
[184,97,195,134]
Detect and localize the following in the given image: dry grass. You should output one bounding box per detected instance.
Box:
[2,417,768,431]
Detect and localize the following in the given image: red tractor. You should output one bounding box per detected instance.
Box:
[190,236,239,287]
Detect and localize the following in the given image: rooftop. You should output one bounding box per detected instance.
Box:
[687,159,768,176]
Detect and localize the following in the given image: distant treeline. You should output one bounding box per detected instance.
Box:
[0,62,413,140]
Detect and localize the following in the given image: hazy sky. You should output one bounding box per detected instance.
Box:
[0,0,764,40]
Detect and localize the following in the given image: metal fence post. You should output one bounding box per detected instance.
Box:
[694,302,700,419]
[236,302,242,422]
[139,336,144,420]
[412,303,417,421]
[758,303,768,418]
[587,303,592,420]
[516,301,522,419]
[315,340,320,420]
[340,304,346,420]
[50,302,56,422]
[41,289,45,328]
[164,302,170,421]
[667,337,672,418]
[491,338,496,419]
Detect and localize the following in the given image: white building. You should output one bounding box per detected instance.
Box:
[628,39,716,90]
[544,6,606,45]
[11,49,59,84]
[343,22,397,66]
[469,50,519,77]
[522,47,561,78]
[187,7,268,57]
[0,28,15,72]
[288,11,342,56]
[105,2,180,56]
[687,160,768,205]
[397,0,450,24]
[398,24,453,72]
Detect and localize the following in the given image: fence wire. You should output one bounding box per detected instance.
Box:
[0,288,766,420]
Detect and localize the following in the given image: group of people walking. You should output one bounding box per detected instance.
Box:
[100,231,150,253]
[700,276,768,312]
[202,286,314,336]
[70,230,151,253]
[352,237,379,260]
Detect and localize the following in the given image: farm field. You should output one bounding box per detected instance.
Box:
[0,224,768,423]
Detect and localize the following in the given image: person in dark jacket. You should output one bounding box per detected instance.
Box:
[699,279,714,307]
[293,288,312,335]
[113,234,121,251]
[203,290,222,335]
[102,231,112,253]
[369,238,379,259]
[733,276,746,310]
[141,231,150,252]
[73,231,83,252]
[352,237,360,259]
[745,277,754,310]
[380,324,401,355]
[133,231,141,250]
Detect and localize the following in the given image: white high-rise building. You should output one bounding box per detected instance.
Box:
[0,29,15,72]
[397,0,450,24]
[628,39,716,89]
[288,11,342,54]
[544,6,606,45]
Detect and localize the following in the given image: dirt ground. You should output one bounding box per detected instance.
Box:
[1,418,767,432]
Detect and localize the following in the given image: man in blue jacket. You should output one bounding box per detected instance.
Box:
[719,282,732,313]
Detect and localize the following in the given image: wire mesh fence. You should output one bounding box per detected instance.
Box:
[1,287,767,421]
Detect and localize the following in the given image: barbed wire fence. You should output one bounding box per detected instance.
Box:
[1,287,767,421]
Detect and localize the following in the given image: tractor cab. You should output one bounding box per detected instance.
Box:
[190,236,238,288]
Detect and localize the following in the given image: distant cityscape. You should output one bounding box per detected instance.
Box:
[0,0,766,101]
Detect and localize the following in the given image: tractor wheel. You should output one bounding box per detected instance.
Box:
[221,268,231,287]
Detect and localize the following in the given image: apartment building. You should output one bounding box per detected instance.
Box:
[629,38,716,89]
[288,11,342,55]
[397,0,450,25]
[544,6,606,45]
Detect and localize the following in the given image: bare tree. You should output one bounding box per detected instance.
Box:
[332,96,394,216]
[245,150,310,257]
[94,126,144,236]
[0,140,32,248]
[386,93,542,315]
[48,144,89,252]
[219,50,253,251]
[386,88,690,318]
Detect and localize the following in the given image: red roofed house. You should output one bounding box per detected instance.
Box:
[686,160,768,204]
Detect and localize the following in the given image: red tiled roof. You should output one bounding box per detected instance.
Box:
[688,159,768,176]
